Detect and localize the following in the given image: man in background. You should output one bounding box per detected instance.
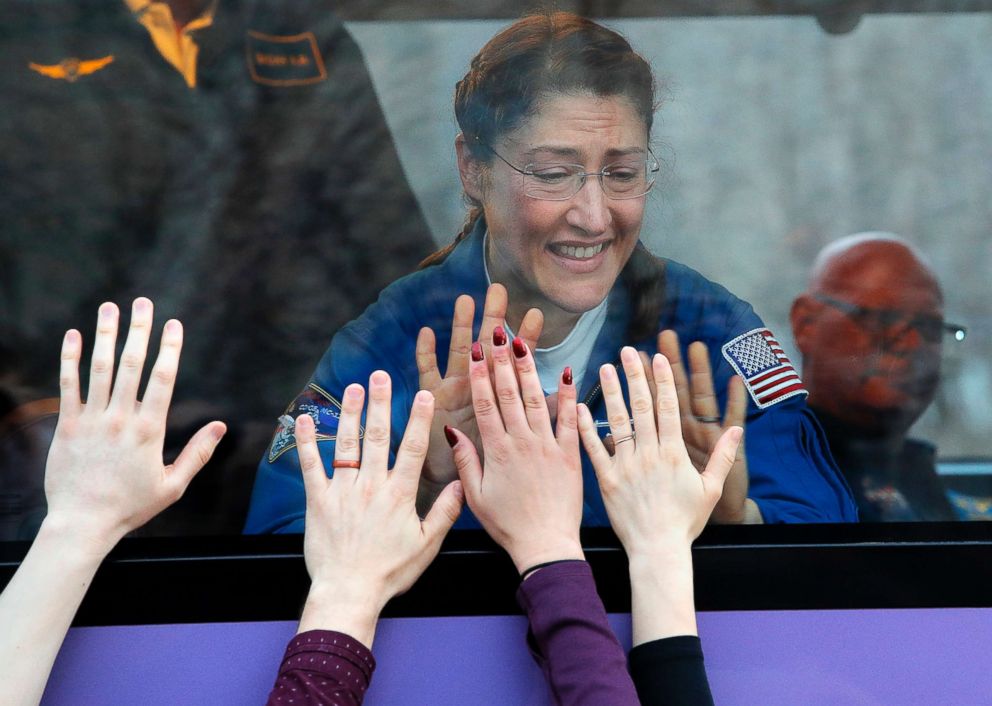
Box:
[0,0,435,537]
[790,232,974,521]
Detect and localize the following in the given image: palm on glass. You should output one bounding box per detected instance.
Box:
[45,298,226,556]
[415,283,543,512]
[295,372,463,645]
[655,330,754,523]
[577,347,743,550]
[447,332,583,574]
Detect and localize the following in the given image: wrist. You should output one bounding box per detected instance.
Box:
[299,581,385,650]
[627,544,698,646]
[627,542,694,582]
[508,537,585,576]
[37,514,123,564]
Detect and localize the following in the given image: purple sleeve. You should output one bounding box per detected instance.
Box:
[265,630,376,706]
[516,561,639,706]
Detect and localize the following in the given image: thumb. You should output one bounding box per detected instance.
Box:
[449,426,483,498]
[701,425,742,495]
[169,420,227,491]
[517,307,544,352]
[422,480,464,543]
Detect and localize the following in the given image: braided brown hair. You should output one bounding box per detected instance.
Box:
[419,11,667,339]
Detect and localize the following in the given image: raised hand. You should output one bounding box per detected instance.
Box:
[578,348,741,646]
[414,283,543,513]
[578,347,742,551]
[296,373,463,648]
[44,298,226,556]
[447,329,583,575]
[0,298,225,706]
[655,330,757,524]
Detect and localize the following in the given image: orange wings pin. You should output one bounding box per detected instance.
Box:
[28,55,114,82]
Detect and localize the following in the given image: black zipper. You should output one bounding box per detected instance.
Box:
[580,360,621,409]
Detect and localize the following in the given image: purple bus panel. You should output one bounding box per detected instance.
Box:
[43,608,990,705]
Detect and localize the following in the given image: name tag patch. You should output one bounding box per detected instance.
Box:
[246,31,326,86]
[267,383,351,462]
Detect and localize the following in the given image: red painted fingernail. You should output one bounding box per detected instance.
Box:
[512,337,527,359]
[471,341,484,362]
[562,366,573,385]
[444,425,458,447]
[492,326,507,346]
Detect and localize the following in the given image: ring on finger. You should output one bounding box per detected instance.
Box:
[613,433,635,445]
[332,460,361,469]
[694,415,721,424]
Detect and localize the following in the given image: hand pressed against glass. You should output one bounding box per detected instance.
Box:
[577,347,742,552]
[448,331,583,575]
[297,374,463,648]
[415,283,544,513]
[45,299,227,555]
[655,331,756,524]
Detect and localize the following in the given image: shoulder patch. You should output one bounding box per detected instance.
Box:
[245,31,326,86]
[267,383,355,462]
[721,328,807,409]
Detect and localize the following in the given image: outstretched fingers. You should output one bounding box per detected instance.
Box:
[468,342,505,443]
[58,329,83,421]
[724,375,748,429]
[85,302,119,410]
[577,402,613,481]
[333,383,366,483]
[138,319,183,427]
[510,337,552,435]
[478,283,508,361]
[516,307,544,353]
[168,421,227,493]
[109,297,154,412]
[360,371,393,482]
[448,425,483,500]
[555,367,579,459]
[687,341,720,422]
[652,354,683,448]
[599,363,635,463]
[701,426,744,503]
[620,346,658,450]
[421,479,464,546]
[393,390,435,494]
[445,295,476,378]
[415,327,442,391]
[657,329,693,428]
[490,328,528,435]
[296,413,328,500]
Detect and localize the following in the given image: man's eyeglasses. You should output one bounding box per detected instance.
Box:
[479,140,660,201]
[813,293,967,345]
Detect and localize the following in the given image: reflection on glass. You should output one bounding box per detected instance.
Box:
[245,12,859,534]
[2,5,989,539]
[791,233,985,521]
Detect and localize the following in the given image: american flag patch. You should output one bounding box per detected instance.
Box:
[721,328,807,409]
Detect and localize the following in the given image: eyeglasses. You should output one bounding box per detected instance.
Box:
[813,293,967,345]
[479,140,660,201]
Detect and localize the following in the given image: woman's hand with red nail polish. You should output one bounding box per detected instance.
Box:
[414,284,543,515]
[448,329,583,575]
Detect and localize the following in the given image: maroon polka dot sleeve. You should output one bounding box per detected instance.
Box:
[265,630,376,705]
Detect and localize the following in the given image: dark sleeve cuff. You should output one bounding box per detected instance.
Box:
[629,635,714,706]
[267,630,376,706]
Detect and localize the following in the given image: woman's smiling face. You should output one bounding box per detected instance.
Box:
[472,92,650,317]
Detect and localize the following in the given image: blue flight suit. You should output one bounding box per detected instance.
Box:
[244,223,858,532]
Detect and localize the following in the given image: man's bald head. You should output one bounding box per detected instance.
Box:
[807,232,943,307]
[791,233,944,437]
